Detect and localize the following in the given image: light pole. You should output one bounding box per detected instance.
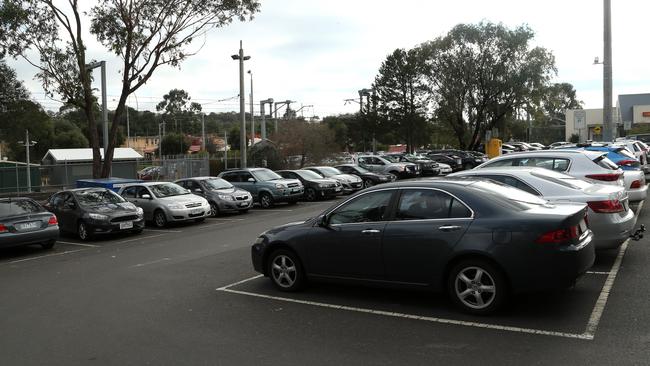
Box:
[86,61,108,150]
[603,0,614,141]
[248,70,254,147]
[260,98,273,139]
[231,40,251,168]
[18,130,36,192]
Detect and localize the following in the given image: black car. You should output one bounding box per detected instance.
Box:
[430,149,484,170]
[0,197,59,250]
[382,153,441,176]
[426,153,462,171]
[335,164,395,188]
[277,170,342,201]
[251,178,594,314]
[44,188,145,241]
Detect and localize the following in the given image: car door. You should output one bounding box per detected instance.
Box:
[236,172,258,199]
[58,192,81,232]
[357,157,377,172]
[306,189,396,280]
[133,186,156,220]
[382,188,473,284]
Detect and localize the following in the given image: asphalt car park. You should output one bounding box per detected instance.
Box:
[1,193,650,365]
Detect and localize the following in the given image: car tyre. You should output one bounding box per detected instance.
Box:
[304,188,317,201]
[447,258,507,315]
[77,221,92,241]
[41,240,56,250]
[259,193,274,209]
[268,249,306,292]
[209,202,219,217]
[153,210,167,228]
[363,179,374,189]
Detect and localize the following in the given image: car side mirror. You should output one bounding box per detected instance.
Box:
[142,194,152,199]
[247,178,255,182]
[318,214,329,227]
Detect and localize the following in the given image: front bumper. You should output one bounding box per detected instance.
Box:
[217,199,253,212]
[316,186,342,197]
[166,206,210,221]
[340,181,363,193]
[0,225,59,248]
[86,217,145,235]
[272,187,305,202]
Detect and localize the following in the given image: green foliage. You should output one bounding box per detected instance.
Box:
[160,133,190,156]
[272,120,340,167]
[0,58,29,109]
[1,100,53,162]
[569,133,580,143]
[52,119,88,148]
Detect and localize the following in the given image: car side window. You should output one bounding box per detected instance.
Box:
[122,186,137,198]
[396,189,470,220]
[479,175,540,196]
[526,158,569,172]
[136,187,150,198]
[358,157,368,165]
[483,159,516,167]
[372,157,384,165]
[328,190,393,225]
[338,166,350,173]
[49,193,65,208]
[240,172,254,182]
[221,173,238,182]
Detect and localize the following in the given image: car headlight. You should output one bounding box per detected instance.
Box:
[318,183,326,188]
[254,236,265,245]
[218,194,235,201]
[166,203,184,210]
[136,207,144,217]
[275,183,286,189]
[88,213,109,221]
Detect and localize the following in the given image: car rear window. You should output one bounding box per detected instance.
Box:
[0,199,43,218]
[467,180,549,211]
[592,155,619,170]
[530,171,591,190]
[613,148,636,159]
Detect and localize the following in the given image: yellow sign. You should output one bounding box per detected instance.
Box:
[594,126,602,134]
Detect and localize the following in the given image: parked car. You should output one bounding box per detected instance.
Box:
[529,142,547,150]
[118,182,209,228]
[612,140,648,172]
[429,149,482,170]
[334,164,396,188]
[450,167,635,249]
[218,168,304,208]
[250,178,594,314]
[304,166,363,194]
[549,141,571,149]
[475,150,626,188]
[355,155,420,179]
[426,153,462,171]
[509,142,541,151]
[0,197,59,250]
[175,177,253,216]
[45,188,144,240]
[137,166,162,181]
[437,163,453,175]
[276,170,342,201]
[381,153,440,176]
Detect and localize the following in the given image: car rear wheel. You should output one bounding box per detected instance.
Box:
[209,202,219,217]
[363,179,374,188]
[268,249,305,292]
[153,210,167,228]
[260,193,274,209]
[41,240,56,249]
[448,259,506,315]
[304,188,317,201]
[77,221,92,241]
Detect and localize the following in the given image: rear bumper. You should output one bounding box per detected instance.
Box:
[0,226,59,248]
[590,208,636,249]
[628,184,648,202]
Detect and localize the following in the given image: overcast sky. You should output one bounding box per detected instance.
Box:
[7,0,650,118]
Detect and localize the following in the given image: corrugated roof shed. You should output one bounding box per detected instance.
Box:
[42,148,143,163]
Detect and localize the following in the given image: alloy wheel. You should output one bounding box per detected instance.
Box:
[154,211,167,228]
[210,202,219,217]
[271,254,297,289]
[78,222,89,241]
[305,188,316,201]
[260,194,273,209]
[454,266,496,310]
[364,179,374,189]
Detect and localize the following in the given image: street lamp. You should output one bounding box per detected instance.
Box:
[232,40,251,168]
[18,130,37,192]
[86,61,108,150]
[247,69,254,147]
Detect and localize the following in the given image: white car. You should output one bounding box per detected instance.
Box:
[438,163,452,175]
[449,167,636,250]
[612,140,648,172]
[475,150,625,188]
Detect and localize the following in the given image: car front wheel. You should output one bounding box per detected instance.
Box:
[363,179,374,188]
[268,249,305,292]
[153,210,167,228]
[78,221,92,241]
[259,193,274,209]
[448,259,507,315]
[209,202,219,217]
[304,188,317,201]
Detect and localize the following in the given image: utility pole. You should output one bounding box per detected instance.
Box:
[201,113,206,151]
[224,130,228,170]
[260,98,273,139]
[248,70,254,147]
[18,130,36,193]
[231,40,251,168]
[126,105,130,148]
[603,0,614,141]
[86,61,109,173]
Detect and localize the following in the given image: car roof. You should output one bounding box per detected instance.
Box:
[177,176,220,181]
[67,187,112,192]
[365,177,477,191]
[452,166,572,178]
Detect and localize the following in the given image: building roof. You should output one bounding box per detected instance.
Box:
[618,93,650,122]
[42,148,143,163]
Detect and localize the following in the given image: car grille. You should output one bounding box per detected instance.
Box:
[111,215,139,223]
[407,166,416,172]
[352,182,362,188]
[235,195,249,201]
[287,183,300,188]
[185,202,202,208]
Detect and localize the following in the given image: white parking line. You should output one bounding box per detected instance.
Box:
[217,275,591,340]
[252,209,294,212]
[586,271,611,275]
[210,218,246,222]
[635,200,645,215]
[116,234,164,244]
[144,229,183,233]
[8,249,85,264]
[56,241,100,248]
[131,257,171,268]
[196,222,229,229]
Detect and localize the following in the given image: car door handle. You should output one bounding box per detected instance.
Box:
[438,225,461,232]
[361,229,381,234]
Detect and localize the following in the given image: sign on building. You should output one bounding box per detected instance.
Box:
[624,120,632,130]
[574,110,586,129]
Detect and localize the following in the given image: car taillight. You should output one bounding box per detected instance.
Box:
[585,173,622,182]
[536,226,578,244]
[587,200,625,213]
[0,224,7,233]
[48,216,58,226]
[631,180,642,189]
[617,159,639,167]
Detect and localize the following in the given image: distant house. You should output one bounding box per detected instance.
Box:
[42,148,143,188]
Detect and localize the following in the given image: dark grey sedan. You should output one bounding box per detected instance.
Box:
[251,178,595,314]
[0,198,59,250]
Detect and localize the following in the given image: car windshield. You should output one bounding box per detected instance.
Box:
[74,190,125,206]
[469,180,548,206]
[317,167,343,176]
[202,178,233,190]
[383,155,401,163]
[353,165,370,173]
[149,183,190,198]
[0,199,43,218]
[296,170,325,180]
[252,169,283,181]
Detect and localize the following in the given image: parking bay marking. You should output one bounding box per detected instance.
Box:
[8,249,85,264]
[144,229,183,233]
[117,234,165,244]
[56,241,100,248]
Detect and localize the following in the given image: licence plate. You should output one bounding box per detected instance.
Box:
[119,221,133,230]
[292,188,301,193]
[191,208,203,215]
[335,187,342,192]
[238,202,248,207]
[17,221,40,231]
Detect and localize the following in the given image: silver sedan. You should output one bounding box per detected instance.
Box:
[450,167,636,250]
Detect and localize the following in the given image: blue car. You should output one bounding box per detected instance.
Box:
[559,145,641,170]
